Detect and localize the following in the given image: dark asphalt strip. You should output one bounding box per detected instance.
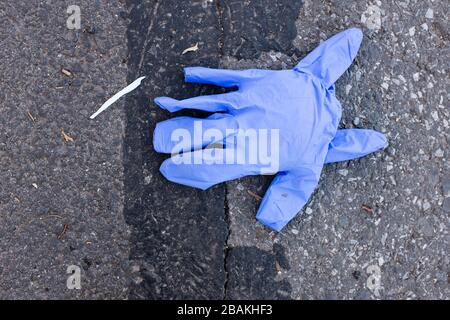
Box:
[124,0,227,299]
[123,0,302,299]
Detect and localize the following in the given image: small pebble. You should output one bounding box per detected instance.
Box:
[425,8,434,19]
[431,111,439,121]
[345,84,352,95]
[443,198,450,213]
[361,5,382,31]
[435,149,444,158]
[381,233,388,246]
[144,175,152,185]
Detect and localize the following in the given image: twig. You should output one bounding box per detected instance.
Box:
[27,111,36,122]
[247,190,262,201]
[58,224,68,240]
[361,204,373,214]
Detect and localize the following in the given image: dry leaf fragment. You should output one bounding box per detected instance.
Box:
[61,129,74,142]
[275,261,282,274]
[182,42,199,55]
[61,68,72,77]
[90,76,146,119]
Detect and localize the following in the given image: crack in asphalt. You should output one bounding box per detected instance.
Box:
[223,184,231,299]
[138,0,160,73]
[215,0,230,299]
[215,0,225,56]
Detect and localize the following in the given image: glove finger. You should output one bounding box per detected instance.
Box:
[324,129,387,164]
[256,166,322,232]
[185,67,272,88]
[154,92,241,113]
[159,149,261,190]
[153,113,238,154]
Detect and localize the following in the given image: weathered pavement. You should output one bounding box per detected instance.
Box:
[222,1,449,299]
[0,0,130,298]
[0,0,449,299]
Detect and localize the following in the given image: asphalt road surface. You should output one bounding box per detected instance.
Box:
[0,0,448,299]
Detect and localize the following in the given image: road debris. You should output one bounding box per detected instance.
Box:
[361,204,374,214]
[61,129,74,142]
[45,214,63,220]
[361,4,382,31]
[247,190,262,201]
[58,224,69,240]
[27,111,36,122]
[61,68,73,77]
[275,261,282,274]
[32,183,38,189]
[182,42,199,55]
[90,76,146,119]
[83,25,96,34]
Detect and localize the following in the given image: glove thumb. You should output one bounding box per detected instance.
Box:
[256,167,322,232]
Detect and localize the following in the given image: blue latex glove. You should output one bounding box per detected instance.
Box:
[153,28,387,231]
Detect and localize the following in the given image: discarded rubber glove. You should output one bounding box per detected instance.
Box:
[153,28,387,232]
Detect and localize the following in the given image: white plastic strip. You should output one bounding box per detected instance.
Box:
[90,76,146,119]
